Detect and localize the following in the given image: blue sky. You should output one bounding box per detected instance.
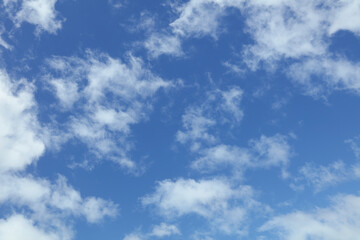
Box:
[1,0,360,239]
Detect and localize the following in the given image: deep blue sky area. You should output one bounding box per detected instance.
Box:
[1,1,360,240]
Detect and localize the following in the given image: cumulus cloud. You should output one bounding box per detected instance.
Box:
[193,134,292,178]
[260,194,360,240]
[0,67,118,240]
[0,214,61,240]
[288,57,360,97]
[149,223,180,237]
[145,0,360,97]
[144,33,183,58]
[0,173,118,236]
[142,178,259,235]
[0,69,45,172]
[3,0,63,34]
[175,86,291,177]
[163,0,360,64]
[45,51,172,172]
[169,0,240,38]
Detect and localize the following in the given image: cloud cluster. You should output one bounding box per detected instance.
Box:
[260,194,360,240]
[176,87,243,148]
[46,51,172,172]
[142,178,259,236]
[176,87,292,178]
[0,70,45,172]
[3,0,63,34]
[144,0,360,97]
[0,69,117,240]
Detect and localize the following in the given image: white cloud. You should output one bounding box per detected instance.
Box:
[0,67,117,239]
[293,160,360,192]
[49,78,79,109]
[3,0,63,34]
[169,0,242,38]
[176,106,217,148]
[250,134,291,169]
[288,57,360,97]
[123,233,143,240]
[142,178,257,235]
[0,215,61,240]
[149,0,360,97]
[241,0,360,93]
[346,136,360,158]
[191,144,250,172]
[328,0,360,35]
[193,134,292,178]
[220,87,243,122]
[176,87,244,150]
[242,0,328,69]
[151,0,360,64]
[123,223,180,240]
[0,69,45,172]
[0,174,118,223]
[0,26,12,50]
[150,223,180,237]
[142,178,239,218]
[143,0,243,57]
[144,33,183,58]
[0,173,117,240]
[45,51,172,171]
[260,194,360,240]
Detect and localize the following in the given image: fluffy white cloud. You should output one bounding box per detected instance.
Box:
[0,68,118,240]
[288,57,360,97]
[0,173,117,240]
[144,33,183,58]
[242,0,328,68]
[0,215,61,240]
[142,178,257,235]
[150,223,180,237]
[193,134,292,178]
[169,0,234,38]
[260,194,360,240]
[45,51,172,171]
[165,0,360,63]
[0,174,118,222]
[3,0,62,34]
[0,69,45,172]
[328,0,360,35]
[241,0,360,92]
[143,0,243,57]
[176,106,217,147]
[148,0,360,97]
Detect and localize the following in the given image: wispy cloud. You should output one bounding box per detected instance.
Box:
[260,194,360,240]
[45,50,172,172]
[3,0,63,34]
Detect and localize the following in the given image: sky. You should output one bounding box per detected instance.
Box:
[1,0,360,239]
